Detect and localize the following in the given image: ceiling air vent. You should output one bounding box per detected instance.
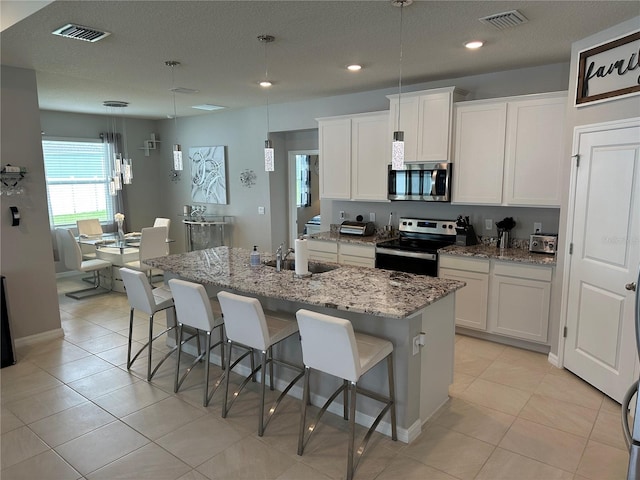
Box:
[479,10,528,30]
[52,23,111,42]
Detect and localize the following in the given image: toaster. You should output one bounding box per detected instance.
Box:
[529,234,557,254]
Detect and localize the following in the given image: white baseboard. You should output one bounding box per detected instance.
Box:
[547,352,561,368]
[14,328,64,348]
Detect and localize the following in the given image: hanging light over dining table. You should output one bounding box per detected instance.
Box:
[103,100,132,195]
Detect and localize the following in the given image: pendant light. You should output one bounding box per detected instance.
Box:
[165,60,183,171]
[258,34,275,172]
[391,0,412,170]
[104,100,131,195]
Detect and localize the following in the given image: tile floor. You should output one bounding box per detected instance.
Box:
[0,274,631,479]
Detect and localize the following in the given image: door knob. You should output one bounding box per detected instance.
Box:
[626,282,637,291]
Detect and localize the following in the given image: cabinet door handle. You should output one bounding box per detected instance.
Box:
[625,282,637,291]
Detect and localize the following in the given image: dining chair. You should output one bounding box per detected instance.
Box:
[123,226,168,282]
[217,290,304,436]
[295,309,397,480]
[76,218,103,260]
[153,218,171,255]
[56,228,112,299]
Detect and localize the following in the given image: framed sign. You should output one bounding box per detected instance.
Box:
[576,30,640,106]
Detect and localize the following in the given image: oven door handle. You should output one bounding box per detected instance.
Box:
[375,248,437,261]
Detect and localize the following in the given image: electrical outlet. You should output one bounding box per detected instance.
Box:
[369,212,375,222]
[485,219,493,230]
[258,206,265,215]
[534,222,542,233]
[339,211,345,220]
[412,335,420,355]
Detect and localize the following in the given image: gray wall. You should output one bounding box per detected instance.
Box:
[1,66,61,340]
[551,16,640,357]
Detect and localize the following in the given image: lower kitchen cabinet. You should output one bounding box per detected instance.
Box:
[307,239,338,263]
[489,262,551,343]
[338,243,376,268]
[307,239,375,267]
[439,256,489,331]
[439,255,553,345]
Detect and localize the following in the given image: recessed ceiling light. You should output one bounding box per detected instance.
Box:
[259,80,272,87]
[192,104,226,111]
[465,40,484,49]
[347,64,362,72]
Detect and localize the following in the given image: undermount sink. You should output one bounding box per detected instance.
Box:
[263,259,338,274]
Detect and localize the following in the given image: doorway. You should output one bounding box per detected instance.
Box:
[288,150,319,247]
[562,118,640,402]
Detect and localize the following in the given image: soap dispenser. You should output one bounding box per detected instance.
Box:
[250,245,261,267]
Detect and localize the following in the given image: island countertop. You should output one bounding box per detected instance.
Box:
[145,246,464,319]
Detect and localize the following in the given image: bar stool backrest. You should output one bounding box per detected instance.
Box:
[56,228,83,271]
[217,291,270,351]
[296,309,360,382]
[169,279,216,331]
[120,267,157,315]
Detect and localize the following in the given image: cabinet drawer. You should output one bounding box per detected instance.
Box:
[339,243,375,258]
[307,240,338,254]
[439,255,490,274]
[339,255,375,268]
[308,251,338,263]
[494,262,552,282]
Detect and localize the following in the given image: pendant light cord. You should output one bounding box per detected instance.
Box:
[171,64,179,143]
[397,2,404,132]
[263,39,270,136]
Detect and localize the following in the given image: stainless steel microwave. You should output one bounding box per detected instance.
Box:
[388,162,452,201]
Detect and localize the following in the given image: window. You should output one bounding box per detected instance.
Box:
[296,154,311,208]
[42,138,115,227]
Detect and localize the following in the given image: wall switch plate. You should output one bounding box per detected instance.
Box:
[369,212,375,222]
[485,219,493,230]
[339,211,345,220]
[534,222,542,233]
[258,206,265,215]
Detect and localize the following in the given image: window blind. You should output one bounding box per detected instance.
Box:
[42,138,115,227]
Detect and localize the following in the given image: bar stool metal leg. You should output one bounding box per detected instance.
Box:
[347,380,358,480]
[388,354,397,441]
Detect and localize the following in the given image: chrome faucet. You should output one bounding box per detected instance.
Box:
[275,243,284,272]
[283,247,295,262]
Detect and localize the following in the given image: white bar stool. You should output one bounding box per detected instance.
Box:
[217,290,304,437]
[120,268,179,381]
[168,278,227,407]
[295,309,397,480]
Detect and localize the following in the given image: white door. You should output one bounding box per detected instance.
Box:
[564,120,640,402]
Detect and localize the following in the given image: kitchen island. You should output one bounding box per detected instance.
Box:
[146,246,464,443]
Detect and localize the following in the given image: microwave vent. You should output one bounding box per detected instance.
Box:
[479,10,528,30]
[51,23,111,42]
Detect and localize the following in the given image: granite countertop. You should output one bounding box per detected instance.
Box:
[306,231,393,246]
[146,247,464,319]
[439,244,557,266]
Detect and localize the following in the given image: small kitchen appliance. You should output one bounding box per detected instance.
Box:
[339,221,375,236]
[387,162,451,202]
[529,234,557,254]
[376,217,457,276]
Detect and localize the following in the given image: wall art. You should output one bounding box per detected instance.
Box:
[190,146,227,204]
[240,169,257,188]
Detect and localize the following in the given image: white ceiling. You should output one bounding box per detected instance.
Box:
[1,1,638,120]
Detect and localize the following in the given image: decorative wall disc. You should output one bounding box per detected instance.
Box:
[240,169,257,188]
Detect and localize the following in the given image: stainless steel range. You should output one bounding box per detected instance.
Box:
[376,217,457,276]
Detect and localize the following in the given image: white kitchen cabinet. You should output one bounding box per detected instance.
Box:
[307,239,338,263]
[338,243,375,268]
[489,262,552,343]
[452,102,507,204]
[387,86,466,163]
[439,256,489,331]
[318,111,388,201]
[318,117,351,199]
[452,92,566,207]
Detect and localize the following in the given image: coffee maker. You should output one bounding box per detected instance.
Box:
[455,216,478,246]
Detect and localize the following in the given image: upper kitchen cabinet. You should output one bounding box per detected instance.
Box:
[387,86,467,163]
[452,92,567,207]
[318,111,389,201]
